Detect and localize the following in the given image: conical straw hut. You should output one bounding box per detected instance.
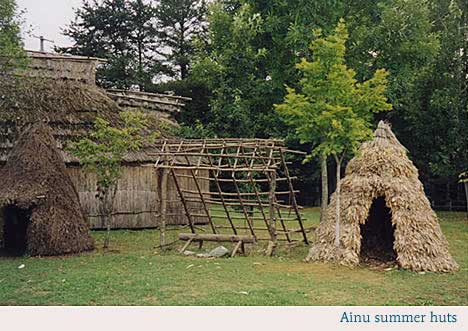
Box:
[0,123,94,256]
[306,121,458,272]
[0,54,208,229]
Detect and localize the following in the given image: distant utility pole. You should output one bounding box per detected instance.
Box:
[32,35,54,52]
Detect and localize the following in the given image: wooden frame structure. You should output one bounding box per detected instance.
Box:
[151,138,310,256]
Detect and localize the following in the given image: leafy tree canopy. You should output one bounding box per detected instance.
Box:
[276,19,392,162]
[191,2,282,138]
[0,0,27,75]
[68,111,159,191]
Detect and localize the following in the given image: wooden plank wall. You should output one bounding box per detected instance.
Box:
[24,57,97,85]
[67,165,209,229]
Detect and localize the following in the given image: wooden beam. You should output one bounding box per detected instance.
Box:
[179,238,193,253]
[159,166,168,250]
[279,148,309,245]
[178,233,256,243]
[231,241,243,257]
[266,170,277,256]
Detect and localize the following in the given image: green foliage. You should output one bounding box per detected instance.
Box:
[60,0,207,87]
[150,78,213,135]
[276,20,392,162]
[0,0,27,75]
[60,0,467,204]
[155,0,207,79]
[344,0,467,187]
[68,111,159,191]
[403,0,468,183]
[191,2,283,138]
[245,0,345,90]
[59,0,166,89]
[171,120,214,139]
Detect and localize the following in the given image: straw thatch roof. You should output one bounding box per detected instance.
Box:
[0,123,94,256]
[24,50,105,85]
[306,121,459,272]
[0,77,173,164]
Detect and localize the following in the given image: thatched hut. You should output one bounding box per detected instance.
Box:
[0,51,207,229]
[0,123,94,256]
[24,50,103,85]
[306,121,459,272]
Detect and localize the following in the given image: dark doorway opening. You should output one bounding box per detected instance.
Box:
[2,206,31,256]
[360,197,396,263]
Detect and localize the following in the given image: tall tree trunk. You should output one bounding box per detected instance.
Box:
[103,185,117,249]
[138,40,143,90]
[180,62,188,80]
[159,167,169,250]
[464,182,468,220]
[334,155,342,248]
[320,155,328,223]
[102,190,111,249]
[98,194,107,247]
[179,24,187,79]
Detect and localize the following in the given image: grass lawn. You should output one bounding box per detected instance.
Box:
[0,208,466,306]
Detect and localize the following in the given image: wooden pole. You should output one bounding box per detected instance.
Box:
[464,182,468,220]
[334,155,341,248]
[184,155,217,234]
[231,241,243,257]
[170,167,195,233]
[179,233,255,243]
[168,141,196,233]
[179,238,193,253]
[279,148,309,244]
[255,143,292,243]
[205,152,238,234]
[320,155,328,224]
[240,145,270,231]
[225,146,256,236]
[266,171,277,256]
[159,167,169,250]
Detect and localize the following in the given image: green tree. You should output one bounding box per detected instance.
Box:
[60,0,165,89]
[407,0,468,193]
[0,0,27,76]
[68,112,159,248]
[191,2,282,138]
[156,0,207,79]
[276,20,392,246]
[344,0,467,204]
[192,0,463,208]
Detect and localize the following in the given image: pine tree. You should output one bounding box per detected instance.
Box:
[59,0,165,89]
[155,0,207,79]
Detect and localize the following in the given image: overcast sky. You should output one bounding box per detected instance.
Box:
[17,0,83,52]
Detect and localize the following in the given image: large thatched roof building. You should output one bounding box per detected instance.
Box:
[306,121,458,272]
[0,123,94,256]
[0,51,207,229]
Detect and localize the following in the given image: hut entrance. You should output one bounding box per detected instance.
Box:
[360,197,396,263]
[2,206,31,255]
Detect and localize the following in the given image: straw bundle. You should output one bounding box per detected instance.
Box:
[0,123,94,256]
[306,121,459,272]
